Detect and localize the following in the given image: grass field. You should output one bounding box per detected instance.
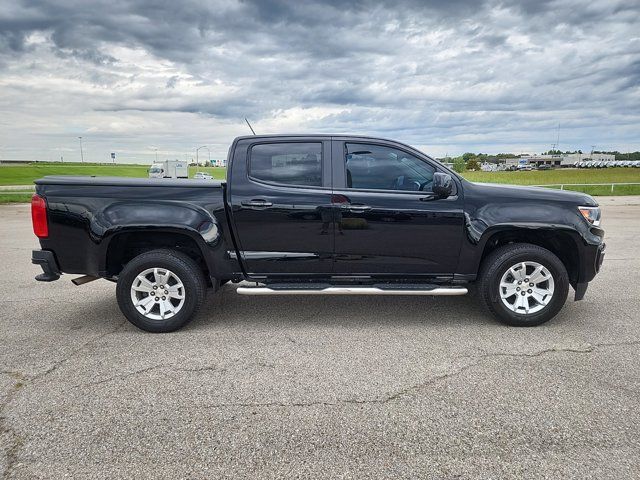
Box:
[0,192,33,204]
[0,162,227,186]
[1,163,639,202]
[0,163,228,203]
[462,168,640,185]
[462,168,640,195]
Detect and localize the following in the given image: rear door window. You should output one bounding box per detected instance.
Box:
[250,143,322,187]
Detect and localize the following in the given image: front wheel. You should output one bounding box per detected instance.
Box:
[478,243,569,327]
[116,249,207,332]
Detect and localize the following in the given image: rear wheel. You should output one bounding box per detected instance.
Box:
[116,249,206,332]
[478,243,569,327]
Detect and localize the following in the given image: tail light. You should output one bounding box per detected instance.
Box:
[31,194,49,238]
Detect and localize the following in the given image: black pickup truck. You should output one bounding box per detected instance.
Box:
[31,135,605,332]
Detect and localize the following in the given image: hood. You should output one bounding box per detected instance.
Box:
[464,180,598,206]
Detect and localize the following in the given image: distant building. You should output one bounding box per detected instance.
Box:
[210,159,227,167]
[526,153,615,167]
[525,154,563,167]
[503,158,522,167]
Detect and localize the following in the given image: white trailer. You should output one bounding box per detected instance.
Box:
[148,160,189,179]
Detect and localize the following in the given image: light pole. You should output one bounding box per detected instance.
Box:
[196,145,209,166]
[149,147,159,164]
[78,136,84,163]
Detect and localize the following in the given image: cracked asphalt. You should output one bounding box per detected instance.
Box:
[1,198,640,479]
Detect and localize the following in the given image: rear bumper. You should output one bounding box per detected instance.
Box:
[32,250,61,282]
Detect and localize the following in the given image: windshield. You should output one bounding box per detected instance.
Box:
[149,167,162,173]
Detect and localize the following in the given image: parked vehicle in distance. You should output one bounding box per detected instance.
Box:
[537,164,552,170]
[148,160,189,179]
[193,172,213,180]
[516,164,533,171]
[31,134,605,332]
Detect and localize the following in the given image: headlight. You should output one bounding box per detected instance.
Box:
[578,206,601,226]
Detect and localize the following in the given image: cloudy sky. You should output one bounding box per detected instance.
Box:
[0,0,638,164]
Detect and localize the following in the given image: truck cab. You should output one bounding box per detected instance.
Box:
[148,163,164,178]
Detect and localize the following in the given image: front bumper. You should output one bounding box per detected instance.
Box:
[595,242,605,273]
[32,250,61,282]
[574,242,605,301]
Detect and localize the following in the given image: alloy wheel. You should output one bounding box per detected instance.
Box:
[130,267,185,320]
[499,261,555,315]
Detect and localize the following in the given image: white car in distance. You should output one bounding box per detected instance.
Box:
[193,172,213,180]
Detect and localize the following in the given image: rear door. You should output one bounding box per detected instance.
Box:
[228,137,334,277]
[331,138,465,277]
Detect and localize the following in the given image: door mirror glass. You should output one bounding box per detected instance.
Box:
[432,172,453,198]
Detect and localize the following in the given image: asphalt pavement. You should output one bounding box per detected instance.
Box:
[1,199,639,479]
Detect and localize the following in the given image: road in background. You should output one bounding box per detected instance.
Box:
[1,201,639,478]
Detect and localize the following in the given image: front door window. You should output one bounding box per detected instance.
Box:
[345,143,435,192]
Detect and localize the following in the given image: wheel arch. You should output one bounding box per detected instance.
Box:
[101,227,217,286]
[477,225,582,286]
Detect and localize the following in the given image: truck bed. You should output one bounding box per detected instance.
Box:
[33,175,235,281]
[35,175,224,188]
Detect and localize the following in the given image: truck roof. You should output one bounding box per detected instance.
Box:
[232,134,437,162]
[233,134,409,143]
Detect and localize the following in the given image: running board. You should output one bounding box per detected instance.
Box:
[236,285,468,296]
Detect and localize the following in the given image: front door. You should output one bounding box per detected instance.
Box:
[228,138,334,277]
[331,140,464,277]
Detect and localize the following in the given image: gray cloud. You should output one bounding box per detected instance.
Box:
[0,0,638,162]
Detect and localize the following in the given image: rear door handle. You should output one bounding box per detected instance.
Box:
[242,199,273,208]
[346,204,372,213]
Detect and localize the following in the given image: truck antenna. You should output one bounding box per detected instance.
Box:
[245,118,256,135]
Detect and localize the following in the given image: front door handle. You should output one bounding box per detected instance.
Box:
[242,199,273,208]
[346,204,372,213]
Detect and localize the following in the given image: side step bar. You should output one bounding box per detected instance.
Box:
[236,285,468,296]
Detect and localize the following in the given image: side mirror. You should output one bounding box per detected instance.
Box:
[432,172,453,198]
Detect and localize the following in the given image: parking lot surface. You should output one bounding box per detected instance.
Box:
[1,199,639,479]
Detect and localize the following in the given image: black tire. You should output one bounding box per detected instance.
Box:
[116,249,207,332]
[477,243,569,327]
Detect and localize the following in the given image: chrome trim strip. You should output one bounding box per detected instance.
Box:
[236,286,468,296]
[228,251,319,260]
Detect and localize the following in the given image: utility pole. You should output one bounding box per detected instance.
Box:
[78,136,84,163]
[196,145,209,166]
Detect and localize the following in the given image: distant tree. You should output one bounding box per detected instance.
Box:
[466,158,481,171]
[462,152,476,162]
[452,156,466,173]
